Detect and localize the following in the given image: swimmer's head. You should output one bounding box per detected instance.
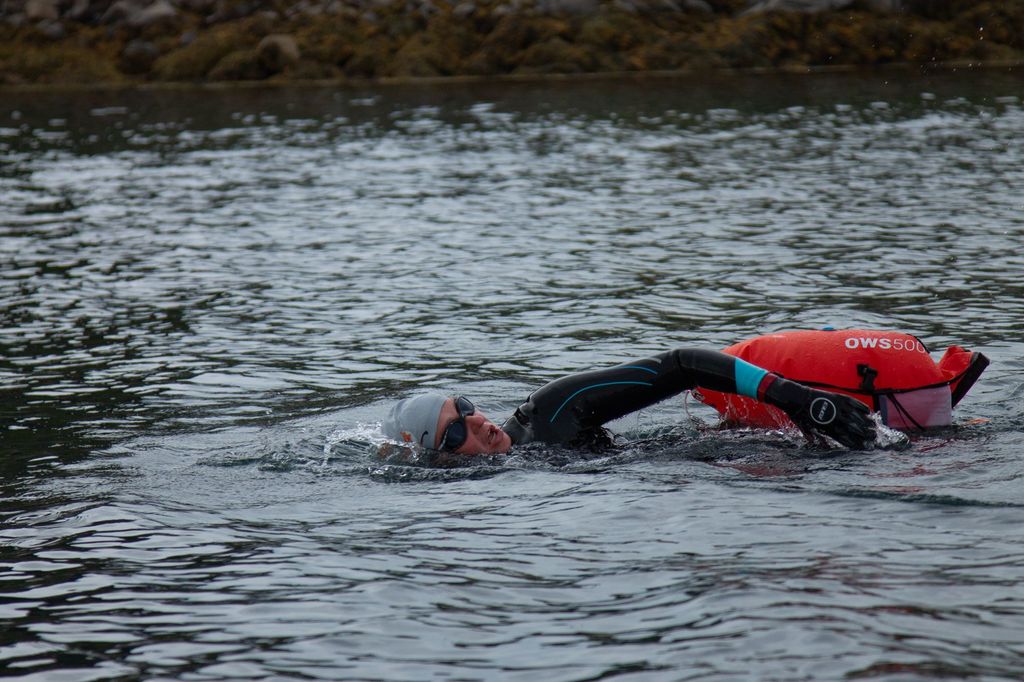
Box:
[383,392,447,449]
[384,393,512,455]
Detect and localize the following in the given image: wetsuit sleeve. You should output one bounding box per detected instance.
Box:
[504,349,772,446]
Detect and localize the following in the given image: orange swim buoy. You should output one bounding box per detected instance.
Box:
[698,329,988,430]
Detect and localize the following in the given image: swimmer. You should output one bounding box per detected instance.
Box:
[384,348,876,455]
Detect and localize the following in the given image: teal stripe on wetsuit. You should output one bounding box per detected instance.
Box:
[549,381,653,423]
[547,364,658,423]
[733,358,768,399]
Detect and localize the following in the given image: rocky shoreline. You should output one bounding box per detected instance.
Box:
[1,0,1021,85]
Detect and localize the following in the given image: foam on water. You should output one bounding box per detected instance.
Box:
[871,412,912,449]
[2,74,1022,680]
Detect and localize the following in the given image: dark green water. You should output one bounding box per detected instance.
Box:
[1,70,1023,680]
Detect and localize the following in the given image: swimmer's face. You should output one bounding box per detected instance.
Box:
[435,397,512,455]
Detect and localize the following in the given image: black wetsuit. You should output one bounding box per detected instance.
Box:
[500,348,765,447]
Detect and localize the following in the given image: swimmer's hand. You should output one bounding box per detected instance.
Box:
[763,376,876,449]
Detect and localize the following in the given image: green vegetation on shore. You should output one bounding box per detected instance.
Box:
[1,0,1022,86]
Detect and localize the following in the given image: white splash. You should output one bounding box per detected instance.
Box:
[871,412,910,449]
[322,422,386,465]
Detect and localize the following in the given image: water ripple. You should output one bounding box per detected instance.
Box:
[2,73,1023,680]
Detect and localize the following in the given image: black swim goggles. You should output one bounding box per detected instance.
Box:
[438,396,475,452]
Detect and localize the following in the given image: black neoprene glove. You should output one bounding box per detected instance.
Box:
[763,375,876,449]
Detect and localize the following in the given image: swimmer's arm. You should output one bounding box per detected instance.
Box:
[520,348,874,448]
[662,348,876,448]
[587,348,772,424]
[521,348,761,441]
[588,348,875,442]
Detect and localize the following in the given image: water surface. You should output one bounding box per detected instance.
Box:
[2,71,1023,680]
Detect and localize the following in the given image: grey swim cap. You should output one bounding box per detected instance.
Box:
[383,392,447,448]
